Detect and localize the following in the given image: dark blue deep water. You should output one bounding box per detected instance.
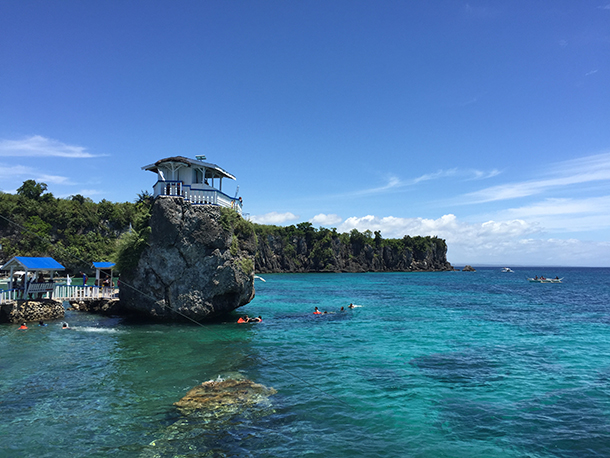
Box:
[1,267,610,457]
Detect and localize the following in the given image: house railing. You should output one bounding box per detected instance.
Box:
[152,180,243,214]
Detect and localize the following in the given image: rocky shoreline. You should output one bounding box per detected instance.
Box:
[0,299,65,324]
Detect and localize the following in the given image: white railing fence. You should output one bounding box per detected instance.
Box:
[53,285,119,301]
[152,181,243,214]
[0,284,119,304]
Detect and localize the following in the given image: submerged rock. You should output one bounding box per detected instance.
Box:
[119,198,256,321]
[140,376,276,457]
[174,377,277,417]
[462,265,476,272]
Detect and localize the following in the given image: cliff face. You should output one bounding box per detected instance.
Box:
[255,232,453,273]
[119,198,256,321]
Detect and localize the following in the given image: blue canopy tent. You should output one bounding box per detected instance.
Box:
[92,262,116,287]
[0,256,65,299]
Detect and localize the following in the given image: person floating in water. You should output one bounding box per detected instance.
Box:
[348,303,355,309]
[237,315,249,323]
[313,307,322,315]
[39,320,47,327]
[251,316,262,323]
[62,322,70,329]
[19,323,28,330]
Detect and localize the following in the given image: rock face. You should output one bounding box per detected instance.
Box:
[255,233,454,273]
[68,299,123,315]
[0,299,64,323]
[462,265,476,272]
[119,198,256,321]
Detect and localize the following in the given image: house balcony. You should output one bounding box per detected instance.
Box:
[153,181,243,214]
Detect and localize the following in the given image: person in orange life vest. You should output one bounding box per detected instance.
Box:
[313,307,322,315]
[237,316,249,323]
[19,323,28,330]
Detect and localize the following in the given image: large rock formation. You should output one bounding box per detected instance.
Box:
[119,198,256,321]
[255,232,454,273]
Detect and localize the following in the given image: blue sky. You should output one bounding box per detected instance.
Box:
[1,1,609,266]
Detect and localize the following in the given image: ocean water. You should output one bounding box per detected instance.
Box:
[1,267,610,457]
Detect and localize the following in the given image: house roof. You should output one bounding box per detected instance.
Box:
[141,156,236,180]
[93,262,115,269]
[1,256,65,271]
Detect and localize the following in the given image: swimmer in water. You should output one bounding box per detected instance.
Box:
[19,323,28,330]
[313,307,322,315]
[39,320,47,326]
[348,303,355,309]
[62,322,70,329]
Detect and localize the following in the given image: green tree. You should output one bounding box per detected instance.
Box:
[17,180,48,200]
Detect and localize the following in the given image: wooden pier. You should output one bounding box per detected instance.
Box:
[0,284,118,304]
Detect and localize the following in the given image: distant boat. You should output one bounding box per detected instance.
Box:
[527,277,562,283]
[254,275,266,282]
[501,267,514,273]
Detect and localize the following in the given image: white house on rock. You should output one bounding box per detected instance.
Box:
[142,155,243,214]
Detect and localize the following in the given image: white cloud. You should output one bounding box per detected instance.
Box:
[412,168,458,184]
[250,211,299,225]
[504,196,610,218]
[463,151,610,203]
[335,213,609,266]
[0,135,99,158]
[336,175,403,198]
[470,168,501,180]
[0,164,34,179]
[338,214,540,241]
[490,196,610,233]
[310,213,343,226]
[0,163,72,186]
[334,167,500,200]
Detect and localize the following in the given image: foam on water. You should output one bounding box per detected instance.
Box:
[71,326,122,333]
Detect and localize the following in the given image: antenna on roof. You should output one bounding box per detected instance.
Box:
[195,155,206,161]
[234,185,239,198]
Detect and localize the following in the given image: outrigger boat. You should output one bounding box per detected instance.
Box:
[527,276,562,283]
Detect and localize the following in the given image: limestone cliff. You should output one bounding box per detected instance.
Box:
[119,198,256,321]
[255,229,454,273]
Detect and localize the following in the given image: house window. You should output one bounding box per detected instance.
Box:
[194,169,203,184]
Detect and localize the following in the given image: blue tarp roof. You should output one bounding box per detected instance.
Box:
[1,256,65,271]
[93,262,115,269]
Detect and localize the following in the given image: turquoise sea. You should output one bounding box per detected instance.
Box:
[2,267,610,457]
